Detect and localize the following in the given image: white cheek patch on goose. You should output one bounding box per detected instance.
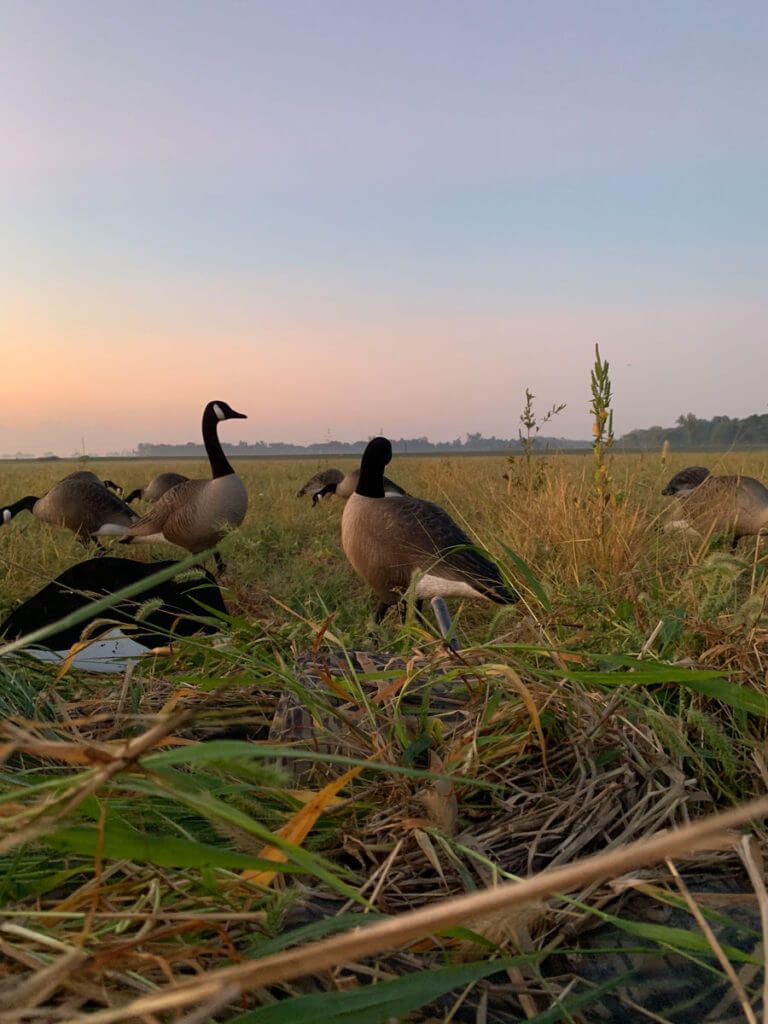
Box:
[2,509,11,523]
[213,403,226,421]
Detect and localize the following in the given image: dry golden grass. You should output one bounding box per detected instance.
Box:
[1,448,768,1021]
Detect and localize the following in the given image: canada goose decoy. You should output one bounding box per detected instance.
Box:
[296,469,344,505]
[661,466,711,496]
[341,437,517,648]
[662,467,768,545]
[55,470,123,495]
[297,467,407,505]
[0,471,138,543]
[0,557,226,672]
[120,401,248,572]
[125,473,190,504]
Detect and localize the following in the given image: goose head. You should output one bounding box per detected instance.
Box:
[1,496,38,523]
[206,400,247,422]
[661,466,711,497]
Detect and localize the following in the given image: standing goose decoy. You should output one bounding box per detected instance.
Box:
[0,557,227,672]
[662,467,768,545]
[125,473,190,504]
[297,467,407,505]
[341,437,517,648]
[0,471,138,543]
[120,401,248,572]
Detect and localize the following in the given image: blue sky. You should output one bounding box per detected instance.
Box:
[2,1,766,453]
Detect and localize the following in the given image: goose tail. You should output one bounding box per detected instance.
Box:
[483,579,519,605]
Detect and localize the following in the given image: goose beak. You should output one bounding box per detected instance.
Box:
[661,486,674,496]
[230,410,247,420]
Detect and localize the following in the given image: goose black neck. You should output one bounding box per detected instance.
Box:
[356,439,391,498]
[202,407,234,478]
[4,496,38,519]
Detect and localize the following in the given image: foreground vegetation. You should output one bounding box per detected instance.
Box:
[1,446,768,1021]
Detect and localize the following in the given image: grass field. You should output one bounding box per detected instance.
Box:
[2,449,768,1021]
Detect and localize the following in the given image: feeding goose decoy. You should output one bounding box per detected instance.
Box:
[125,472,190,504]
[55,470,123,495]
[661,466,712,496]
[296,468,344,505]
[297,467,407,505]
[120,401,248,572]
[341,437,517,648]
[0,557,227,672]
[662,466,768,545]
[0,471,138,543]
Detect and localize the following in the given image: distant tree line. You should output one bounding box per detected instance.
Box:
[136,432,591,457]
[619,412,768,450]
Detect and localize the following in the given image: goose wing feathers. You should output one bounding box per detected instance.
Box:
[144,473,189,500]
[36,476,138,534]
[122,479,209,538]
[121,476,248,551]
[367,496,514,602]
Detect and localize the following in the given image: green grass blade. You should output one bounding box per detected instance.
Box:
[525,971,635,1023]
[45,823,306,874]
[498,541,551,612]
[563,661,768,715]
[228,958,525,1024]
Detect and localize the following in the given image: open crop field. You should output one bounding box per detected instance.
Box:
[2,448,768,1022]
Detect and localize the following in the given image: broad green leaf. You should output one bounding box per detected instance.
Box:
[564,663,768,716]
[142,740,503,792]
[228,958,527,1024]
[593,910,761,965]
[46,824,304,874]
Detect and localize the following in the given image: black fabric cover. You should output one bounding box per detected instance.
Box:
[1,557,227,650]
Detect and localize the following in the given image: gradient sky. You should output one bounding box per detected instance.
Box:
[2,0,767,454]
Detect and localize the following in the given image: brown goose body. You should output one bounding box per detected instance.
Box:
[342,492,513,605]
[341,438,516,627]
[668,474,768,540]
[127,472,189,503]
[120,401,248,560]
[121,475,248,552]
[13,474,138,540]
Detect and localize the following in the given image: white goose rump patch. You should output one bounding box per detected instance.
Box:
[413,574,485,600]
